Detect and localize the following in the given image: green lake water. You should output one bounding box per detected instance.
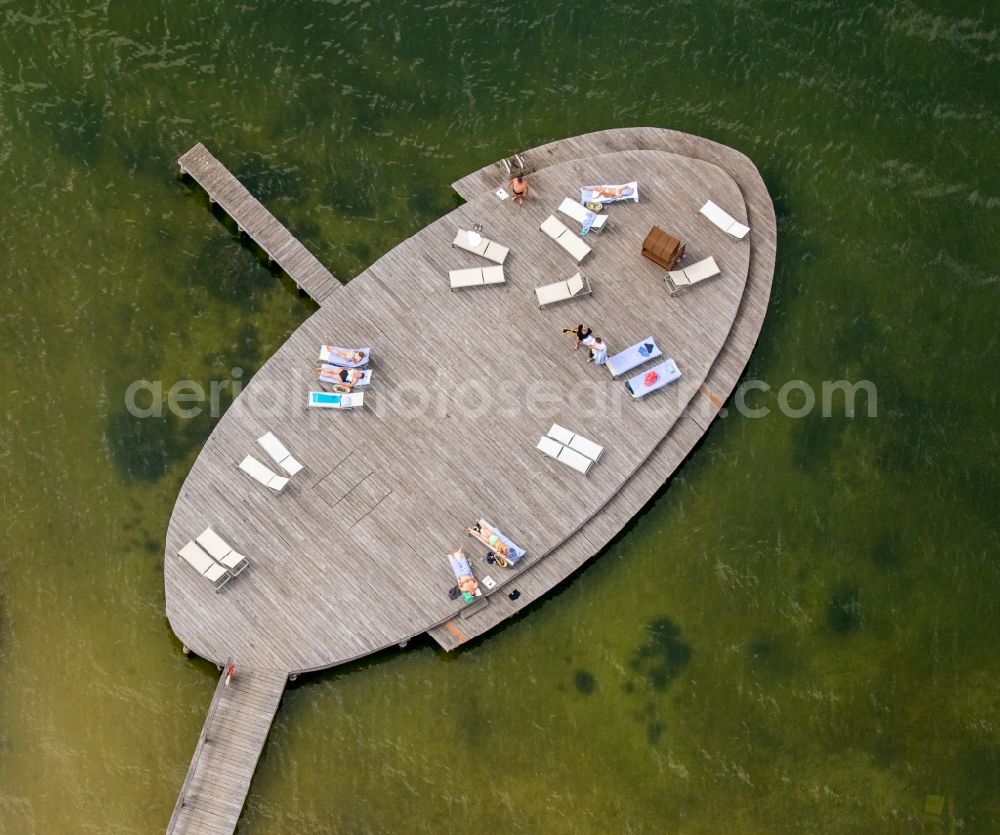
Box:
[1,1,998,832]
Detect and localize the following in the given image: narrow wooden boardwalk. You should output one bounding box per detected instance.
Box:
[178,143,340,303]
[166,667,286,835]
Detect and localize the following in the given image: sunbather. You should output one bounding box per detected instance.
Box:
[467,520,510,558]
[448,547,479,598]
[582,184,635,200]
[316,365,362,385]
[322,346,365,365]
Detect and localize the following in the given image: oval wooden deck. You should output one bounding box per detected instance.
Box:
[165,128,776,835]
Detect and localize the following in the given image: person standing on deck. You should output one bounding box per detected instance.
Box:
[509,174,529,205]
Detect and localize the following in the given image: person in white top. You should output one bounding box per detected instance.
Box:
[587,337,607,365]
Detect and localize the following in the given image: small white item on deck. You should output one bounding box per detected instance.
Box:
[537,424,604,475]
[257,431,303,476]
[318,346,370,368]
[308,390,365,409]
[196,527,250,575]
[606,338,662,378]
[534,272,592,308]
[318,367,373,388]
[625,359,682,399]
[178,541,232,591]
[665,256,721,295]
[482,575,496,590]
[449,265,506,290]
[495,187,509,200]
[540,215,592,263]
[699,200,750,239]
[558,197,607,232]
[452,229,509,264]
[239,455,290,493]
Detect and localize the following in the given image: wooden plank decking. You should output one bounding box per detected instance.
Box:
[165,128,775,832]
[431,126,777,647]
[178,143,340,303]
[166,667,286,835]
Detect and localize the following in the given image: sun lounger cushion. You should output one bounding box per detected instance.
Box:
[319,346,370,368]
[534,272,591,307]
[452,229,509,264]
[699,200,749,239]
[179,541,230,589]
[666,256,720,294]
[606,338,662,378]
[537,436,563,458]
[625,359,682,398]
[449,265,506,290]
[239,455,289,492]
[196,527,249,575]
[308,391,364,409]
[558,198,607,231]
[540,215,592,263]
[557,445,593,474]
[257,431,303,476]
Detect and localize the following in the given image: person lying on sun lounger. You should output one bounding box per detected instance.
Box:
[468,520,511,558]
[581,183,636,201]
[316,365,363,386]
[322,346,366,365]
[448,547,479,600]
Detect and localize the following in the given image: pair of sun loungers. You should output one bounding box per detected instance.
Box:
[178,527,249,592]
[449,229,509,290]
[537,423,604,475]
[310,346,370,409]
[238,431,304,494]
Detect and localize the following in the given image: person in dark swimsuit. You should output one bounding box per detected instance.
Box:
[316,365,362,386]
[573,322,594,351]
[509,175,529,205]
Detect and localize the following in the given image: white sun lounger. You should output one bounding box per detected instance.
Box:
[626,359,682,398]
[449,265,505,290]
[308,390,364,409]
[558,198,607,231]
[540,215,592,263]
[178,541,231,591]
[548,424,604,462]
[699,201,750,239]
[196,527,249,576]
[606,338,662,378]
[318,368,373,388]
[257,431,303,476]
[666,256,721,295]
[534,272,592,308]
[452,229,509,264]
[239,455,289,493]
[318,346,370,367]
